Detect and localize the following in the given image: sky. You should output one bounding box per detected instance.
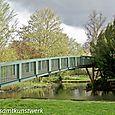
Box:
[7,0,115,44]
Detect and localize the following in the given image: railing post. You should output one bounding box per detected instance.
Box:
[80,56,82,66]
[36,61,38,75]
[59,58,62,71]
[75,57,77,67]
[15,64,17,79]
[0,66,1,86]
[68,57,70,69]
[29,62,31,72]
[19,63,22,81]
[49,59,51,73]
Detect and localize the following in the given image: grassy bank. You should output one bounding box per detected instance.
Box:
[1,75,89,91]
[0,99,115,115]
[62,75,90,81]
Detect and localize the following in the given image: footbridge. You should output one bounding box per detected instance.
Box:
[0,56,93,87]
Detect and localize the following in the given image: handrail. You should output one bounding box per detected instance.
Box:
[0,56,93,87]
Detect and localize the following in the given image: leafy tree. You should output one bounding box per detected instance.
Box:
[0,47,17,61]
[0,0,16,49]
[0,0,17,61]
[45,32,69,57]
[86,20,115,94]
[85,11,110,94]
[10,40,40,59]
[28,7,61,32]
[68,38,85,56]
[93,20,115,80]
[17,8,70,59]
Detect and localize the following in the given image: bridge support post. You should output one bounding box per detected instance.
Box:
[86,66,96,83]
[86,68,92,80]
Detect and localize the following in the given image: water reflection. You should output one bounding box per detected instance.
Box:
[0,83,115,101]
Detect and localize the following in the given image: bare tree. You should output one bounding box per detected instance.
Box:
[84,11,106,54]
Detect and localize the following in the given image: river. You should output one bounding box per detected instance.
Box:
[0,83,115,101]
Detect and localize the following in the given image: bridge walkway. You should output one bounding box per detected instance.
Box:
[0,56,93,87]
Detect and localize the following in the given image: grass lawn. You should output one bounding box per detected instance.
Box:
[0,99,115,115]
[63,75,90,81]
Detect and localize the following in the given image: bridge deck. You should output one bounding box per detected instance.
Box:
[0,56,93,87]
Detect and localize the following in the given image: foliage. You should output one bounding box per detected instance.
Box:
[41,75,61,83]
[29,7,61,32]
[68,38,85,56]
[84,11,115,93]
[9,40,41,60]
[93,20,115,79]
[0,0,15,48]
[0,47,17,62]
[17,8,70,59]
[15,8,84,59]
[0,3,84,60]
[0,0,17,61]
[60,69,88,77]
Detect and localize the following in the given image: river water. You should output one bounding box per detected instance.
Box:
[0,83,115,101]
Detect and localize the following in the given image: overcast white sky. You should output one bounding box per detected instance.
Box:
[7,0,115,44]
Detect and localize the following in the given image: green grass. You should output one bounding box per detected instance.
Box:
[63,75,90,81]
[0,99,115,115]
[2,75,89,91]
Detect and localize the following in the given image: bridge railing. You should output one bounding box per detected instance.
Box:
[77,56,94,67]
[0,56,93,87]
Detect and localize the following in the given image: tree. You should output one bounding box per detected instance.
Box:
[17,8,70,59]
[84,11,107,94]
[93,20,115,80]
[10,40,41,60]
[85,11,106,54]
[68,38,85,56]
[86,20,115,94]
[28,7,61,32]
[0,47,17,61]
[0,0,17,61]
[0,0,16,49]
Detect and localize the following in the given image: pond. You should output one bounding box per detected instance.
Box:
[0,83,115,101]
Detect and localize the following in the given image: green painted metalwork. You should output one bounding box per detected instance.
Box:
[51,58,59,71]
[61,57,68,69]
[0,56,93,87]
[69,57,76,68]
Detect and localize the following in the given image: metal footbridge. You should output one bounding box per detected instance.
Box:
[0,56,93,87]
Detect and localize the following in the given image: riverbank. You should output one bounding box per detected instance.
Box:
[62,80,90,83]
[0,75,115,100]
[0,99,115,115]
